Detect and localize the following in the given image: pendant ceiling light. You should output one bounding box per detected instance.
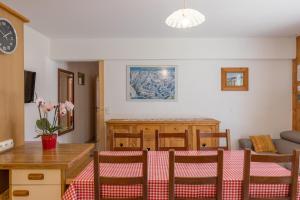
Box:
[165,0,205,29]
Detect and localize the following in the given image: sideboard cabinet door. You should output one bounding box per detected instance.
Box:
[137,125,159,150]
[192,125,219,149]
[161,125,189,149]
[108,125,135,149]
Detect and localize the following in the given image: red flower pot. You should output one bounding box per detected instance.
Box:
[41,134,57,150]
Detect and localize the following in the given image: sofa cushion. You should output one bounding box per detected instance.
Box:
[250,135,277,153]
[280,131,300,144]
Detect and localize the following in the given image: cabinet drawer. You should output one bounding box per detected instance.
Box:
[163,125,188,133]
[137,125,159,139]
[12,185,61,200]
[11,170,61,185]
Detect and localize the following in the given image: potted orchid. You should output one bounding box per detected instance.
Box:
[35,97,74,150]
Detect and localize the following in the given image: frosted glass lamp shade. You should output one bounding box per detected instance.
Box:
[165,8,205,29]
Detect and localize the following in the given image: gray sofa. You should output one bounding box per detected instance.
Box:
[239,131,300,170]
[239,131,300,154]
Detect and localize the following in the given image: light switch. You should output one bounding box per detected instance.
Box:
[0,139,14,153]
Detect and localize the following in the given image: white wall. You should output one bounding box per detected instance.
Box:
[50,38,295,61]
[24,26,66,141]
[105,59,292,149]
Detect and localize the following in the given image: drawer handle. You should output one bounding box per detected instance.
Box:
[13,190,29,197]
[28,173,44,180]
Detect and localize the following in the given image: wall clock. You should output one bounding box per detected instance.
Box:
[0,18,17,54]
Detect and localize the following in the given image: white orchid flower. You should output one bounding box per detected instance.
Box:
[65,101,74,112]
[36,97,45,106]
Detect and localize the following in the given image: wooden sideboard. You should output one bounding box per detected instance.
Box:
[106,118,220,150]
[0,142,94,200]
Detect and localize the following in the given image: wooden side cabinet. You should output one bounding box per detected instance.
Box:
[0,143,94,200]
[106,118,220,150]
[11,169,61,200]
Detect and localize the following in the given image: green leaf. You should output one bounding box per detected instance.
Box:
[48,126,61,133]
[36,118,51,131]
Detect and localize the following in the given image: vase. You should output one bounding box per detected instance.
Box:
[41,134,57,150]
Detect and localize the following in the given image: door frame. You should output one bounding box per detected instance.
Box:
[97,60,106,150]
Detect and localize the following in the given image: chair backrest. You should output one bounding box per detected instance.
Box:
[242,149,300,200]
[196,129,231,150]
[155,130,189,151]
[111,130,144,151]
[94,150,148,200]
[169,149,224,200]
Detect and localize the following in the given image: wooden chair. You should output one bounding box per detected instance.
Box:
[111,130,144,151]
[94,150,148,200]
[155,130,189,151]
[242,149,300,200]
[169,149,224,200]
[196,129,231,150]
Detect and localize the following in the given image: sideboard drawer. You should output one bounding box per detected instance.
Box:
[12,185,61,200]
[163,125,188,133]
[11,169,61,185]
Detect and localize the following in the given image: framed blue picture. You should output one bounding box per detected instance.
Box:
[127,65,177,101]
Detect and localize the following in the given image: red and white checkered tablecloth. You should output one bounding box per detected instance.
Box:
[63,150,300,200]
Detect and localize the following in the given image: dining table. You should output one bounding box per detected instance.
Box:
[63,150,300,200]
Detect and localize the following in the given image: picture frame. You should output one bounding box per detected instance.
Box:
[127,65,177,101]
[221,67,249,91]
[78,72,85,85]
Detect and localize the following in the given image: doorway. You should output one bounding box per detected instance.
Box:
[61,61,99,143]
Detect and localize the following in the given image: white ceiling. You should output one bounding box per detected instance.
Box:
[2,0,300,38]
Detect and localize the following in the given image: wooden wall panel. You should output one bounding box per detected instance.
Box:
[0,2,28,197]
[0,5,26,147]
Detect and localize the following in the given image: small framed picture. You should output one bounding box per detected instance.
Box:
[221,67,249,91]
[78,72,85,85]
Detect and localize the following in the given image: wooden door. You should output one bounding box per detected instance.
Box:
[293,37,300,131]
[293,59,300,131]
